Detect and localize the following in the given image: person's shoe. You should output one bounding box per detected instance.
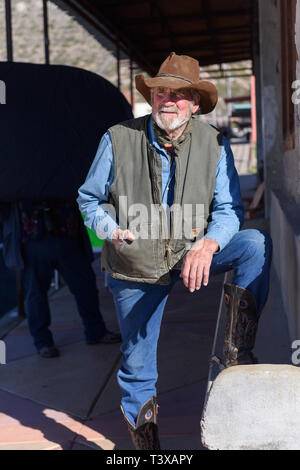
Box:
[122,396,161,450]
[86,330,122,345]
[222,283,259,368]
[38,345,60,358]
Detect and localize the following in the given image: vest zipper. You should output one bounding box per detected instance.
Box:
[165,152,180,270]
[165,243,174,270]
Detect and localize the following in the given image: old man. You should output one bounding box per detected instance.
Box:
[77,52,272,450]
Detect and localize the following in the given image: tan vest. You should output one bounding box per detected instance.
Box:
[101,114,222,284]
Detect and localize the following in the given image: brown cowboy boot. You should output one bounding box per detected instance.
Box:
[222,283,259,368]
[121,396,160,450]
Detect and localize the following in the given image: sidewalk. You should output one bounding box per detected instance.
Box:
[0,253,226,450]
[0,220,292,450]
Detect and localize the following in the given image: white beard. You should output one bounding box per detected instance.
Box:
[153,102,194,131]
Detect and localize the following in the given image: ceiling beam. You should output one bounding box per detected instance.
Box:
[147,39,251,54]
[100,0,149,5]
[198,56,252,67]
[141,27,252,40]
[201,67,252,73]
[125,8,252,25]
[205,74,252,79]
[148,49,252,61]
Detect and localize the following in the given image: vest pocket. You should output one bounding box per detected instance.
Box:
[113,223,158,279]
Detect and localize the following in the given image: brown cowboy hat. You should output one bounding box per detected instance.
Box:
[135,52,218,114]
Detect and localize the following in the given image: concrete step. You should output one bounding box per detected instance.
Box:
[201,364,300,450]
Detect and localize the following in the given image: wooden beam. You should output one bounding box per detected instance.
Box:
[125,8,252,25]
[205,74,252,79]
[5,0,13,62]
[116,38,121,89]
[147,49,252,62]
[141,28,252,41]
[148,39,251,54]
[99,0,149,5]
[130,56,134,107]
[43,0,50,64]
[201,67,252,73]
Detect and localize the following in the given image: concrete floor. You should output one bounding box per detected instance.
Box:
[0,256,225,450]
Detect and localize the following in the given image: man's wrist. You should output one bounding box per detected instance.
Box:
[202,237,219,254]
[190,237,219,253]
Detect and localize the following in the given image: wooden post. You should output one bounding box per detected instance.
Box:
[5,0,13,62]
[116,39,121,90]
[130,56,134,109]
[251,75,257,144]
[43,0,50,65]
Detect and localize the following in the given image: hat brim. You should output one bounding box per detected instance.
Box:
[135,74,218,115]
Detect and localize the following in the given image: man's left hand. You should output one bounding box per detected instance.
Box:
[180,238,219,292]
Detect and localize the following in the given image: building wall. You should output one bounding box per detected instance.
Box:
[259,0,300,340]
[258,0,283,214]
[281,0,300,205]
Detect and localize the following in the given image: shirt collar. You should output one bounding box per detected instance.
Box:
[148,115,165,153]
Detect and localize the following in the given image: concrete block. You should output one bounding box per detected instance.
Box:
[201,364,300,450]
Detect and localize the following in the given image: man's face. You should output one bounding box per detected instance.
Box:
[151,87,200,131]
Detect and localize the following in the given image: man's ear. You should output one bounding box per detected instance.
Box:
[191,91,200,114]
[192,103,200,114]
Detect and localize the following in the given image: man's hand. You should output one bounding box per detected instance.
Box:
[111,228,135,251]
[180,238,219,292]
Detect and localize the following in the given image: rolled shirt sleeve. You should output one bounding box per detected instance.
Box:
[77,132,119,240]
[204,136,244,252]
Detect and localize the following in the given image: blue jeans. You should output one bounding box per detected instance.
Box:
[107,229,272,427]
[23,235,107,350]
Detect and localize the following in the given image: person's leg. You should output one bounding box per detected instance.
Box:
[22,239,55,350]
[209,229,272,366]
[107,273,174,429]
[210,229,272,313]
[56,236,109,342]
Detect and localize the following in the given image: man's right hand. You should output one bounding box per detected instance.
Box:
[111,228,135,251]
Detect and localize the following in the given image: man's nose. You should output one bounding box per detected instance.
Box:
[163,97,176,106]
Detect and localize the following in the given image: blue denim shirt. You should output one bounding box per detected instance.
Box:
[77,116,244,252]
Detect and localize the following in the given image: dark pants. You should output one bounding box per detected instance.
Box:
[22,235,106,350]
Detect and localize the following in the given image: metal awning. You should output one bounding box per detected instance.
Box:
[53,0,257,75]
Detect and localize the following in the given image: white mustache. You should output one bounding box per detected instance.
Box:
[159,106,178,114]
